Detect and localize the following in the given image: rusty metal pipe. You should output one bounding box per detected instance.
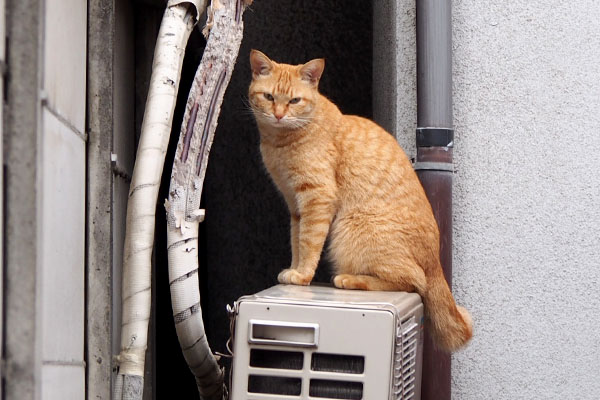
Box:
[415,145,453,400]
[415,0,454,399]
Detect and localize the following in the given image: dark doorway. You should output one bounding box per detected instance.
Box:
[153,2,373,397]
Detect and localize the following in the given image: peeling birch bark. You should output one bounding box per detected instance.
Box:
[165,0,248,398]
[114,2,207,399]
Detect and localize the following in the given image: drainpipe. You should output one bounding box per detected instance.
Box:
[414,0,454,400]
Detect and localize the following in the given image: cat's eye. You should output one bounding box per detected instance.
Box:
[263,93,274,101]
[289,97,301,104]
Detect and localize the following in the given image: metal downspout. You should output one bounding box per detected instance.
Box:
[414,0,454,399]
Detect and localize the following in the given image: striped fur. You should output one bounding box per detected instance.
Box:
[248,50,472,351]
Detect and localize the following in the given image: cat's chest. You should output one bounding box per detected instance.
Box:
[260,143,317,194]
[261,145,297,185]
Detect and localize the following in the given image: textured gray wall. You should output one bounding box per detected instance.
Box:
[451,1,600,398]
[377,0,600,398]
[373,0,417,158]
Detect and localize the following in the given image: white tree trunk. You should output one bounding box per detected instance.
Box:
[114,2,207,399]
[165,0,248,398]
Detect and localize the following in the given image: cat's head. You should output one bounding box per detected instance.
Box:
[248,50,324,130]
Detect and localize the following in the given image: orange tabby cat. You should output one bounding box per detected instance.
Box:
[248,50,472,351]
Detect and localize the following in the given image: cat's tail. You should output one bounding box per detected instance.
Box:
[420,264,473,352]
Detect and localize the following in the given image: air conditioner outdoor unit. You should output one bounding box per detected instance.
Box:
[229,284,424,400]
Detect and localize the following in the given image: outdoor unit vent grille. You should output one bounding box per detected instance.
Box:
[246,350,366,399]
[394,316,419,399]
[230,284,424,400]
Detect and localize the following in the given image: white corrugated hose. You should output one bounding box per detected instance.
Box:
[113,1,207,399]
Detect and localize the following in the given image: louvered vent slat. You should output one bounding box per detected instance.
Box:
[403,375,416,387]
[393,315,419,400]
[403,363,415,376]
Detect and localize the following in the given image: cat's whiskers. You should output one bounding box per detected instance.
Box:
[240,96,259,117]
[247,103,273,124]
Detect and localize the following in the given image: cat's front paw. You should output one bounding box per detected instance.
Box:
[277,268,314,286]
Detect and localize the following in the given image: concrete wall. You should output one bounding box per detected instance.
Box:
[452,1,600,398]
[87,1,150,397]
[0,2,5,395]
[3,0,43,397]
[3,0,87,398]
[376,1,600,398]
[40,1,87,397]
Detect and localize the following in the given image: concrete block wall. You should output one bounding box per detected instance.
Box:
[40,0,87,398]
[375,1,600,398]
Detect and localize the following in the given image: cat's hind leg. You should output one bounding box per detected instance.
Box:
[333,274,398,291]
[332,260,427,293]
[333,274,416,292]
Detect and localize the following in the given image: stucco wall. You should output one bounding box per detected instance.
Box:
[452,1,600,398]
[378,1,600,398]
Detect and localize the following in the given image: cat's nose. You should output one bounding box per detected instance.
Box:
[275,113,284,121]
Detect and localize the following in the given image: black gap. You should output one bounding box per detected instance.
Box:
[200,0,373,365]
[149,1,374,398]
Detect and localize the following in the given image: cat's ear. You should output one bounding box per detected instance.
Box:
[299,58,325,87]
[250,50,273,77]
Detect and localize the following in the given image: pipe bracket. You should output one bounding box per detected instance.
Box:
[413,161,454,172]
[416,128,454,148]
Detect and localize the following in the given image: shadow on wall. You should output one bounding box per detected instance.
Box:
[156,1,373,397]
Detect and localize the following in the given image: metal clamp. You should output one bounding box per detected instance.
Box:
[413,161,454,172]
[416,128,454,148]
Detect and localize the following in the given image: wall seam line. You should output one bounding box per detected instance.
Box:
[43,103,88,142]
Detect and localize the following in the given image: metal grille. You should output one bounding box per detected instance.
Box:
[246,349,365,399]
[393,315,419,399]
[311,353,365,374]
[309,379,363,399]
[247,375,301,396]
[250,349,304,370]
